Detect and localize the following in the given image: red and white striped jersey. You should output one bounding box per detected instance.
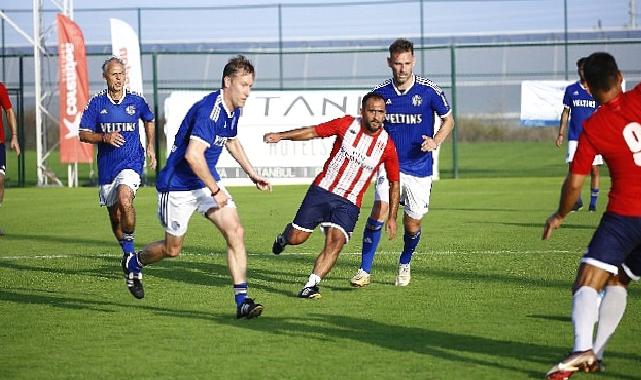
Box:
[313,115,400,207]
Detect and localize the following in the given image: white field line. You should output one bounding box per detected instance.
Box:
[0,249,575,260]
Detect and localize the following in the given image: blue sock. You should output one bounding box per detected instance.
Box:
[126,251,143,272]
[119,231,135,255]
[590,188,599,208]
[399,230,421,265]
[360,218,384,273]
[234,283,248,307]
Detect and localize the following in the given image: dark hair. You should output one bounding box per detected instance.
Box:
[102,56,125,75]
[389,38,414,56]
[221,55,255,88]
[361,92,386,109]
[583,52,619,94]
[576,56,587,77]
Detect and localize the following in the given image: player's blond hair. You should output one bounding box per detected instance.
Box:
[221,55,255,88]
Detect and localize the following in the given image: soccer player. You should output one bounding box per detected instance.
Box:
[0,81,20,236]
[350,38,454,287]
[543,52,641,380]
[555,57,601,212]
[128,55,270,319]
[79,57,156,286]
[266,92,400,299]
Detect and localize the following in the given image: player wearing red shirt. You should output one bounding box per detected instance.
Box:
[264,92,400,299]
[543,53,641,379]
[0,82,20,236]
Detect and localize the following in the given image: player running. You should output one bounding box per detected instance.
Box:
[266,92,400,299]
[126,55,270,319]
[543,52,641,380]
[79,56,156,295]
[556,57,601,212]
[350,38,454,287]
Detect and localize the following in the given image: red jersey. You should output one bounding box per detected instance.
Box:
[0,82,13,144]
[313,115,400,208]
[571,84,641,216]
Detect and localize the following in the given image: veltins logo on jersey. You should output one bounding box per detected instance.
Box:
[412,95,422,107]
[126,105,136,115]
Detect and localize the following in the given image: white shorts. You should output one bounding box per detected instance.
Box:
[157,184,236,236]
[99,169,141,207]
[566,140,603,165]
[374,167,433,220]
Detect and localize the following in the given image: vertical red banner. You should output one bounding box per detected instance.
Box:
[57,13,93,163]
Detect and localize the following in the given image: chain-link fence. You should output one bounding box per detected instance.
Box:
[1,1,639,185]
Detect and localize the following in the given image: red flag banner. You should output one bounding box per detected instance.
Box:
[57,13,93,163]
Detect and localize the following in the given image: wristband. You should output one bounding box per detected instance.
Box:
[212,187,221,196]
[101,133,107,143]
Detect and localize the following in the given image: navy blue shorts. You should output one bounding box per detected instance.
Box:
[0,143,5,175]
[584,212,641,280]
[292,185,360,242]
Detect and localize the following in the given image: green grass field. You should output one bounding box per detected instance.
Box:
[1,144,639,379]
[1,181,639,379]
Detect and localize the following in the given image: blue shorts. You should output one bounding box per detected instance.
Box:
[583,212,641,280]
[0,143,5,175]
[292,185,360,242]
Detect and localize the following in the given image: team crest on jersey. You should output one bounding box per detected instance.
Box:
[412,95,423,107]
[125,105,136,115]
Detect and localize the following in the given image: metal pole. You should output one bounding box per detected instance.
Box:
[152,52,160,178]
[564,0,569,80]
[2,15,5,81]
[450,45,458,179]
[420,0,425,75]
[278,3,283,90]
[33,0,44,186]
[18,55,25,187]
[137,8,142,49]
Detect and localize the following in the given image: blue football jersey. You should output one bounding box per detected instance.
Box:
[563,81,598,141]
[79,89,154,185]
[156,90,240,192]
[373,75,451,177]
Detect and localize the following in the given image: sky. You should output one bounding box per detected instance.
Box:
[2,0,639,46]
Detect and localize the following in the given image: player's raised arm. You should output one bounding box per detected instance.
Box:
[263,126,319,143]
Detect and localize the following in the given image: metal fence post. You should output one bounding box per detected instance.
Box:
[152,52,160,177]
[450,44,458,179]
[18,55,25,187]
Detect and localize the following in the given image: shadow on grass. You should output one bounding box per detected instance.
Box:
[487,221,597,230]
[212,312,641,379]
[2,289,639,379]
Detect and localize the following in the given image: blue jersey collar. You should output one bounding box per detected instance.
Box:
[106,89,127,105]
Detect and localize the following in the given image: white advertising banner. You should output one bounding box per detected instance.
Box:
[110,18,147,149]
[520,80,571,127]
[164,90,366,185]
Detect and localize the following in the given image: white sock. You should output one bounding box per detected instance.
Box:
[572,286,599,352]
[304,273,321,288]
[593,285,627,360]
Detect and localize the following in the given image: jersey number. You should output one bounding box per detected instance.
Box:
[623,122,641,166]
